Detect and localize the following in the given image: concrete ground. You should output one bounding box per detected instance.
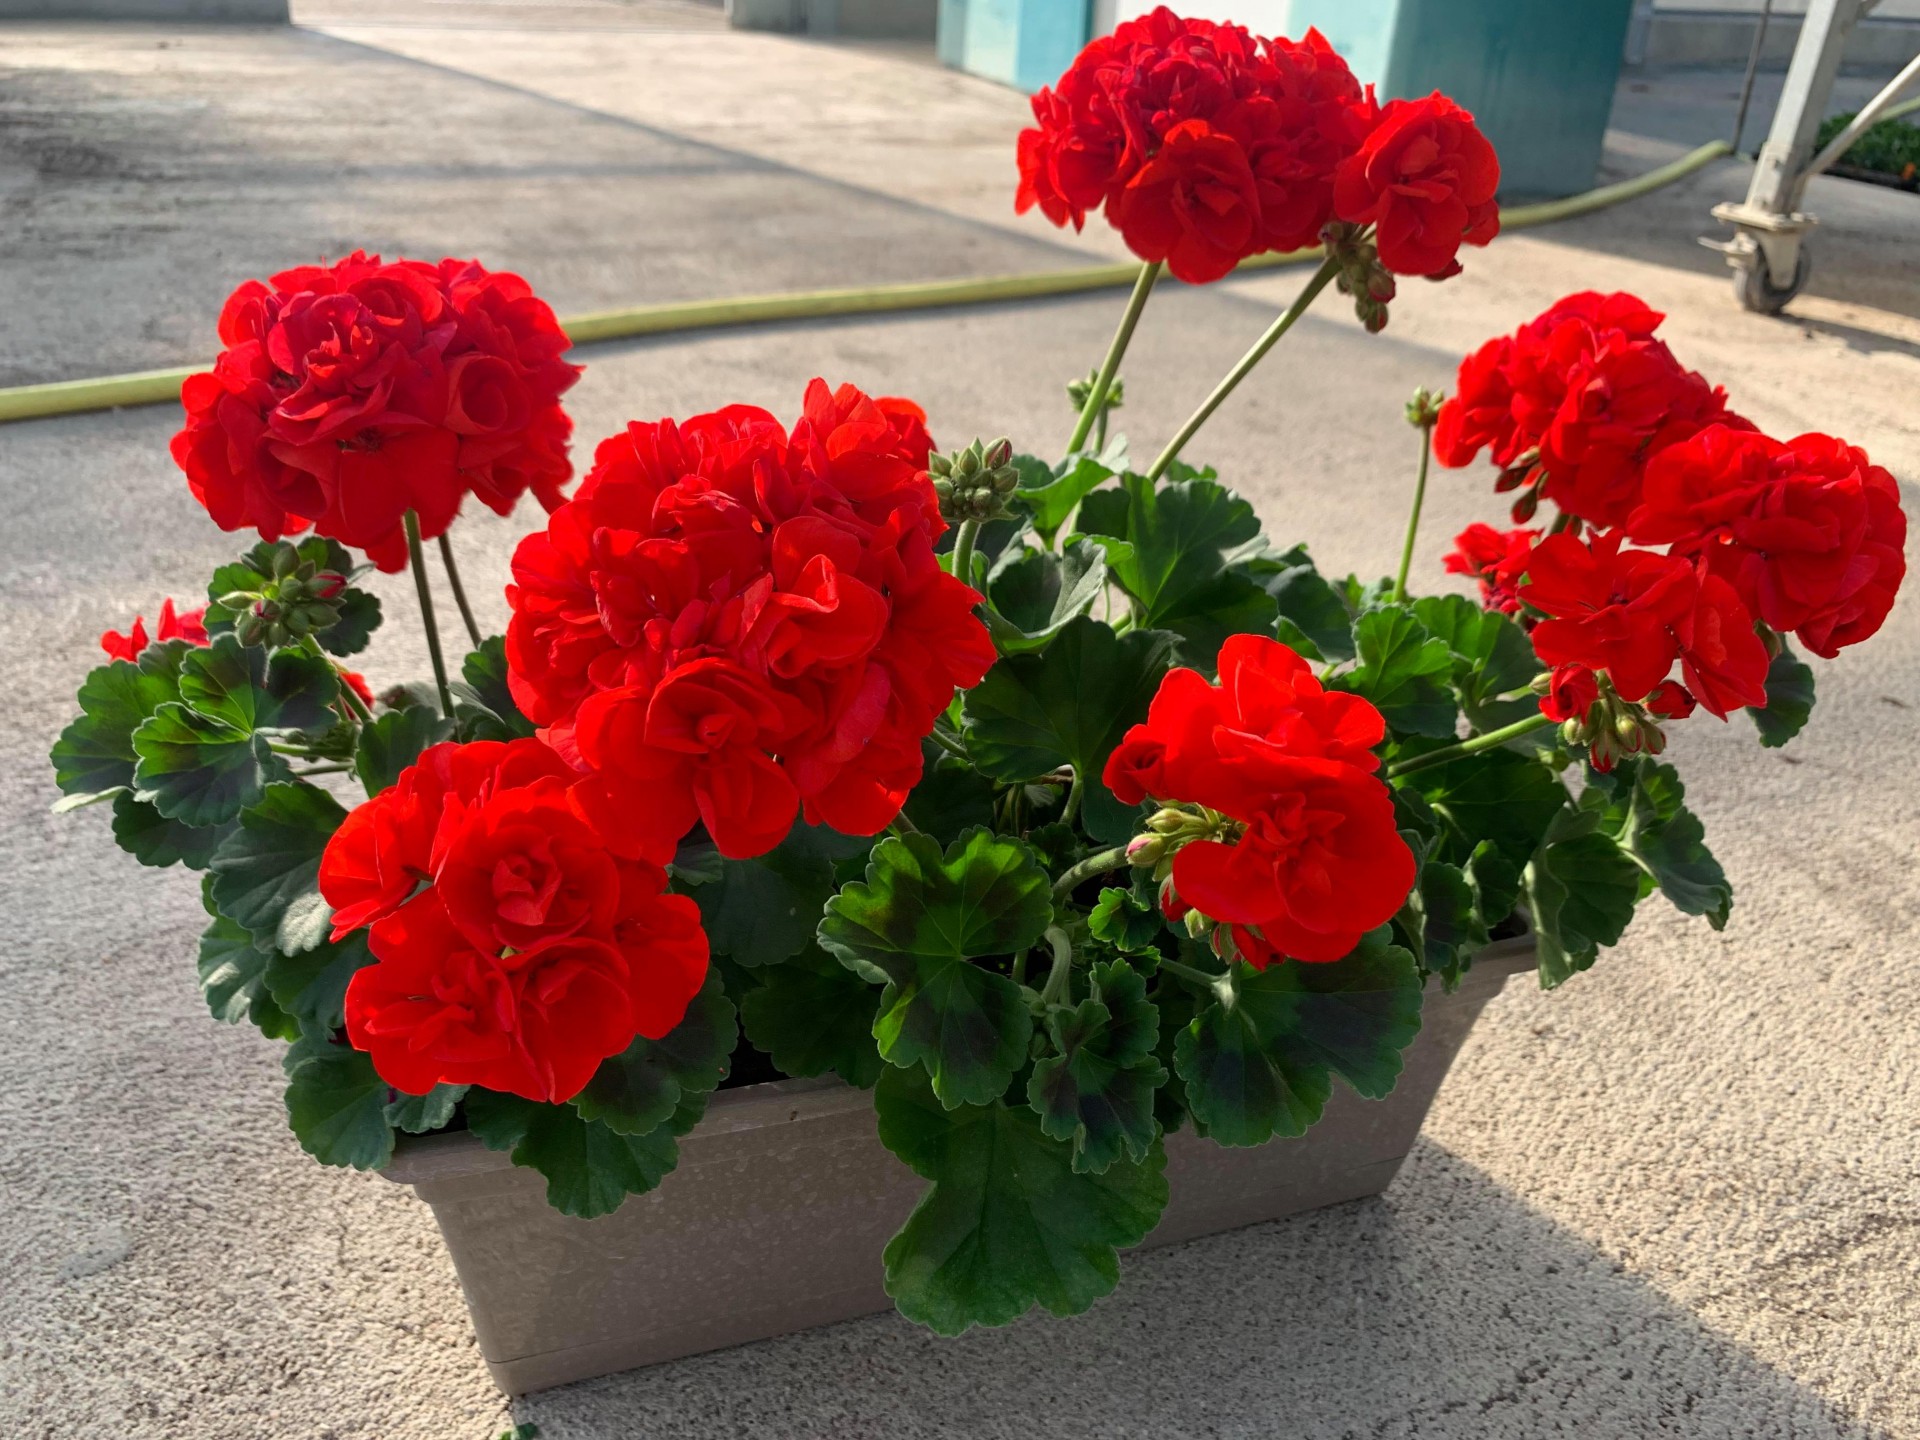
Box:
[2,7,1916,1438]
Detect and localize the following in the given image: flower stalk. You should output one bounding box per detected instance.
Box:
[1051,844,1131,899]
[1393,388,1443,604]
[403,510,455,720]
[1385,711,1557,778]
[437,532,484,650]
[1065,260,1160,457]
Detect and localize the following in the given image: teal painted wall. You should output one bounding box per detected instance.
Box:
[939,0,1092,93]
[1290,0,1636,197]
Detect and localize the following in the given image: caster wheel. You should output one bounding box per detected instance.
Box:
[1735,247,1811,315]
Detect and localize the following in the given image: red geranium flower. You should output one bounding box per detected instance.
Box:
[1104,634,1412,966]
[1537,662,1599,723]
[1331,93,1499,279]
[100,598,209,662]
[1015,10,1373,283]
[1443,522,1538,614]
[172,252,580,572]
[323,737,709,1103]
[506,380,994,864]
[1630,425,1908,657]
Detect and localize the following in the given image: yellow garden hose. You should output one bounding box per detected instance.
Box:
[0,139,1733,427]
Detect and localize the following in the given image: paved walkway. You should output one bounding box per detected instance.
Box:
[1,9,1915,1438]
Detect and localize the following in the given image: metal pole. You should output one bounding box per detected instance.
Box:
[1803,50,1920,182]
[1732,0,1777,152]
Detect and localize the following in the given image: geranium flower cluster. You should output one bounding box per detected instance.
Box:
[505,380,997,864]
[1015,7,1498,283]
[100,598,208,661]
[1104,635,1413,967]
[1433,290,1738,529]
[320,738,709,1104]
[172,252,582,572]
[1437,290,1907,763]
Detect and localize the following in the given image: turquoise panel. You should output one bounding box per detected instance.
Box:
[937,0,1090,94]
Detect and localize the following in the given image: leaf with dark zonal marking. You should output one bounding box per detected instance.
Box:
[354,705,455,797]
[1027,960,1165,1173]
[571,968,735,1135]
[465,1089,682,1220]
[738,945,885,1089]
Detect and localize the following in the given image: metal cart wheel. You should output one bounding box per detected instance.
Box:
[1735,247,1812,314]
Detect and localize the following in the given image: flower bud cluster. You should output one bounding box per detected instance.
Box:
[1405,386,1444,431]
[220,546,348,649]
[1066,370,1124,416]
[1125,804,1241,892]
[1533,669,1669,770]
[930,438,1019,523]
[1324,221,1396,334]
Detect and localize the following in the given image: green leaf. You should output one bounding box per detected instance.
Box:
[197,913,297,1039]
[1525,802,1643,988]
[465,1090,680,1219]
[1411,748,1569,870]
[738,945,885,1088]
[284,1040,395,1170]
[386,1084,466,1135]
[903,747,997,841]
[1467,839,1523,931]
[817,828,1050,1108]
[1077,473,1279,663]
[110,791,230,870]
[985,540,1110,653]
[1411,594,1539,710]
[1601,759,1732,930]
[177,634,337,734]
[459,636,538,740]
[1235,543,1356,663]
[263,931,371,1032]
[131,705,278,826]
[1174,930,1423,1146]
[50,649,184,802]
[1344,606,1459,739]
[693,823,849,968]
[207,782,346,956]
[1015,453,1114,545]
[1088,887,1161,953]
[962,616,1177,845]
[1397,856,1490,986]
[875,1065,1168,1334]
[354,705,455,797]
[1028,960,1166,1173]
[572,968,735,1135]
[317,587,381,657]
[1748,644,1816,748]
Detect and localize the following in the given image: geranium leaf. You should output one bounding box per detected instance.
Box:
[1028,960,1166,1173]
[1410,748,1568,870]
[1525,802,1643,988]
[1174,929,1423,1147]
[1412,593,1539,709]
[131,705,279,826]
[459,636,538,740]
[692,824,847,969]
[1077,472,1279,664]
[1600,759,1732,930]
[1343,606,1459,739]
[110,791,231,870]
[986,539,1111,654]
[354,705,455,797]
[961,616,1178,844]
[902,746,997,841]
[283,1039,395,1171]
[385,1084,466,1135]
[1234,543,1356,663]
[316,587,382,657]
[177,634,337,734]
[1396,854,1491,989]
[1748,644,1815,748]
[572,968,734,1135]
[207,782,345,955]
[738,944,885,1088]
[1087,887,1161,952]
[465,1090,680,1220]
[264,930,372,1032]
[817,828,1049,1108]
[197,913,297,1039]
[875,1065,1168,1334]
[1014,452,1117,545]
[50,647,185,802]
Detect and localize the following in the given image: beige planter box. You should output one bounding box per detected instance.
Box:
[386,937,1534,1394]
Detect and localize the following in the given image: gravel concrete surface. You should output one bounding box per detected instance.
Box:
[2,8,1916,1438]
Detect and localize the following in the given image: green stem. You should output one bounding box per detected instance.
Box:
[404,510,455,720]
[1061,768,1085,826]
[267,741,327,757]
[890,810,922,837]
[951,519,980,590]
[437,532,484,650]
[1159,956,1226,987]
[928,725,970,761]
[1065,260,1161,457]
[1052,844,1130,899]
[1393,424,1434,605]
[289,763,354,777]
[1145,255,1340,483]
[1386,711,1556,778]
[1038,927,1075,1008]
[335,674,374,725]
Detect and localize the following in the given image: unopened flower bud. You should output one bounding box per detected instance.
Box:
[235,614,267,647]
[1183,909,1214,941]
[311,571,346,601]
[1146,807,1191,835]
[1127,834,1168,868]
[984,438,1013,469]
[286,610,313,637]
[271,545,298,580]
[928,452,953,479]
[1613,712,1640,745]
[1644,725,1668,755]
[1561,717,1584,746]
[1404,387,1444,430]
[1511,487,1541,523]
